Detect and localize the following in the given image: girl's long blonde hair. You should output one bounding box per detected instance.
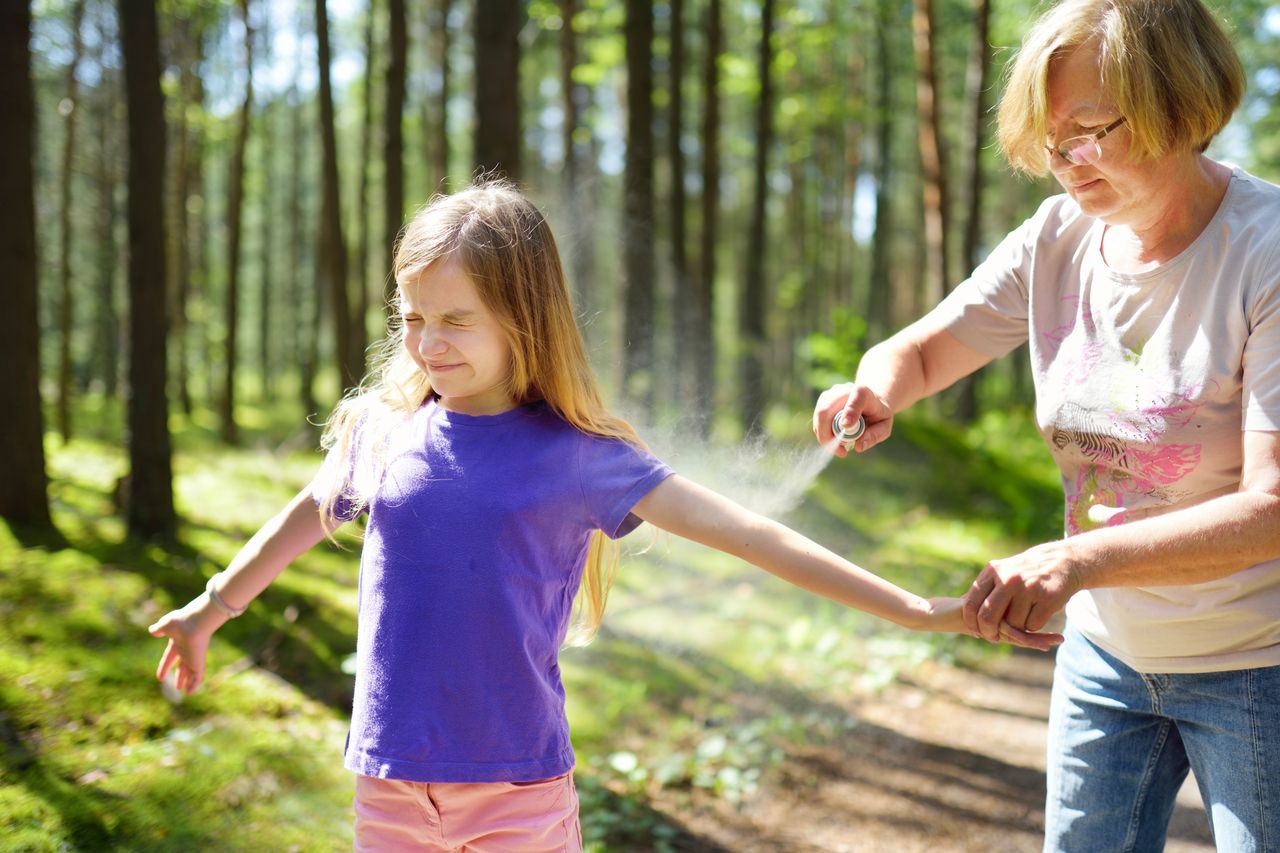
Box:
[318,179,643,644]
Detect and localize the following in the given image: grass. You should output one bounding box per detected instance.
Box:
[1,398,1060,851]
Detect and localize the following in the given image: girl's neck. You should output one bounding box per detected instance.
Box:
[432,391,520,417]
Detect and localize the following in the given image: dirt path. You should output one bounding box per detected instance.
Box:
[649,649,1216,852]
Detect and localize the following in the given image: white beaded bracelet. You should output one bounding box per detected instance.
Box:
[205,574,248,618]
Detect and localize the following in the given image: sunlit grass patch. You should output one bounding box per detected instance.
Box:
[0,553,355,852]
[2,428,357,851]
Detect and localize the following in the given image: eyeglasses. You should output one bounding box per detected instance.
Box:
[1045,116,1127,166]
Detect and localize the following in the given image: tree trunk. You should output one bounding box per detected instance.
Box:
[473,0,521,179]
[289,76,318,423]
[740,0,775,433]
[835,0,864,317]
[668,0,691,406]
[962,0,991,277]
[221,0,253,444]
[433,0,452,189]
[171,15,204,416]
[197,74,216,409]
[866,0,896,345]
[560,0,577,191]
[119,0,176,540]
[316,0,358,391]
[622,0,655,414]
[165,17,187,413]
[784,155,808,401]
[92,12,122,400]
[0,0,54,529]
[57,0,87,443]
[258,12,275,401]
[955,0,992,422]
[384,0,406,312]
[558,0,597,332]
[259,103,276,401]
[912,0,952,308]
[355,0,375,360]
[694,0,722,437]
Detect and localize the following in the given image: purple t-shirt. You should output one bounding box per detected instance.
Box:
[313,399,672,783]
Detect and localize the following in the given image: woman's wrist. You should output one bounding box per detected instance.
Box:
[1045,536,1094,595]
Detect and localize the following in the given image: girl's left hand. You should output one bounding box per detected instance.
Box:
[148,596,226,695]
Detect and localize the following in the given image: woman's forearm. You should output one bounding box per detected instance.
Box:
[1071,489,1280,591]
[855,335,932,413]
[966,434,1280,640]
[1071,429,1280,590]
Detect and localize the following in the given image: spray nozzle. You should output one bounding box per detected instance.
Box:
[832,412,866,447]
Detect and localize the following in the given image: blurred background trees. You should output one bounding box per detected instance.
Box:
[9,0,1280,535]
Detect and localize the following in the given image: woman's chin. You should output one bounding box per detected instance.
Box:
[1072,191,1119,221]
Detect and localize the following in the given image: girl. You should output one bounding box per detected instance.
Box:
[149,181,1057,852]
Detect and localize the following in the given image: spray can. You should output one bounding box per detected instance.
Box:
[832,413,866,449]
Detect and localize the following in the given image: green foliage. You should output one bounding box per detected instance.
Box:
[801,307,868,391]
[573,1,626,89]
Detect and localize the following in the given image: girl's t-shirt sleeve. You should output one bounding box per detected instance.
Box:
[576,435,674,539]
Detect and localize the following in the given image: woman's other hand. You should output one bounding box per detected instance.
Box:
[962,541,1084,642]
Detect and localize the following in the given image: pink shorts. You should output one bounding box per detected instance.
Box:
[352,772,582,852]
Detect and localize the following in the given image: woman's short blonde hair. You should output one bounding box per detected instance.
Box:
[997,0,1245,175]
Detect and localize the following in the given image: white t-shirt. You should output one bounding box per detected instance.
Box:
[935,166,1280,673]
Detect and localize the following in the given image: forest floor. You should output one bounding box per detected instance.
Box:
[640,648,1217,852]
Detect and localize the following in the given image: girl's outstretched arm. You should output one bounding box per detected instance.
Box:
[630,475,1060,650]
[148,486,332,694]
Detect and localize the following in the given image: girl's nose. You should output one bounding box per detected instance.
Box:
[417,327,449,358]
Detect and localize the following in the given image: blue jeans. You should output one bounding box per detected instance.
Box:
[1045,625,1280,852]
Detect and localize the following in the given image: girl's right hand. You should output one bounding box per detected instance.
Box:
[812,382,895,457]
[148,595,227,695]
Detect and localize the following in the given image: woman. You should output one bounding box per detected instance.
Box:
[814,0,1280,849]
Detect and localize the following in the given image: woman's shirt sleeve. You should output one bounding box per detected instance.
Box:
[1243,241,1280,431]
[929,201,1055,358]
